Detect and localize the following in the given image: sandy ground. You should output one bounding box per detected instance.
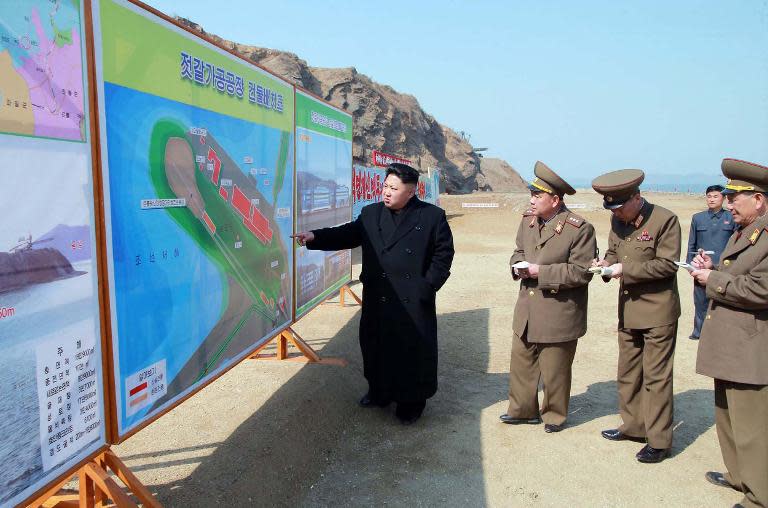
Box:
[112,190,739,507]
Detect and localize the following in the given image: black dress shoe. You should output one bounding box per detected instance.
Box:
[544,423,563,433]
[499,414,541,425]
[705,471,739,491]
[635,444,670,463]
[397,412,421,425]
[688,335,700,340]
[395,401,425,425]
[359,393,390,408]
[600,428,646,442]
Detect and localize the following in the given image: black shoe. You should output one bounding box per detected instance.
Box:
[705,471,739,491]
[397,412,421,425]
[601,428,646,442]
[396,401,425,425]
[635,444,670,463]
[359,393,390,408]
[689,335,700,341]
[544,423,564,433]
[499,414,542,425]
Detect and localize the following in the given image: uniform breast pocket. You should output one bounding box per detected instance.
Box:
[634,245,656,261]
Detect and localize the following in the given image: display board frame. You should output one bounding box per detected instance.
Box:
[0,1,112,505]
[89,0,298,443]
[292,86,354,322]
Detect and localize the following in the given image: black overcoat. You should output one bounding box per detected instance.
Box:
[307,198,454,402]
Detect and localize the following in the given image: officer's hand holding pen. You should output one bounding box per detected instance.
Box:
[691,248,714,270]
[689,249,713,285]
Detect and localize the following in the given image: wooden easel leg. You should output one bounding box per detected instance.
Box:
[283,329,321,362]
[339,285,362,306]
[29,449,160,508]
[249,327,347,366]
[103,450,161,508]
[82,461,137,507]
[78,468,94,508]
[33,474,78,508]
[93,455,106,508]
[277,332,288,360]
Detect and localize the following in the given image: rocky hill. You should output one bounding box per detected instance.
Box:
[177,18,527,194]
[477,158,527,192]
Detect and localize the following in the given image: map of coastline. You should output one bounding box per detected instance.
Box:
[102,82,294,430]
[148,121,293,408]
[0,0,85,141]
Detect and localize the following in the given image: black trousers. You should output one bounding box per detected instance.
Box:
[691,283,708,338]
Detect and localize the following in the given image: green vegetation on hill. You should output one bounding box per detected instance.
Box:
[273,131,291,204]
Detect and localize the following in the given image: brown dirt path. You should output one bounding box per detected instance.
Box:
[114,190,736,507]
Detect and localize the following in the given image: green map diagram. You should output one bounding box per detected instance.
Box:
[143,118,292,400]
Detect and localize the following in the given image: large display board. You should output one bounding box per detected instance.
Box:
[294,90,353,319]
[0,1,107,505]
[92,0,295,438]
[352,165,441,220]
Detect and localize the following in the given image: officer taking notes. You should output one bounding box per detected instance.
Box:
[689,158,768,508]
[500,161,597,433]
[591,169,681,464]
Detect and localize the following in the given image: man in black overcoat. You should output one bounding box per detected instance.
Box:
[293,163,454,424]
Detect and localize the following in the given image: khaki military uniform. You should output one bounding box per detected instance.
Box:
[696,211,768,507]
[507,206,597,425]
[603,200,681,449]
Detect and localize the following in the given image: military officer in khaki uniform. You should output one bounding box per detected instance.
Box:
[689,159,768,508]
[591,169,681,463]
[500,161,597,433]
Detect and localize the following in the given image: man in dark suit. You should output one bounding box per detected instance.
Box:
[685,184,735,340]
[293,163,454,424]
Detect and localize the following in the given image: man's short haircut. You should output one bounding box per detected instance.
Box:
[706,184,725,194]
[385,163,419,185]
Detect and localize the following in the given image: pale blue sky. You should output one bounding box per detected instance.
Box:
[143,0,768,183]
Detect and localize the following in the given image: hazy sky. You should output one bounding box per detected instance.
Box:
[143,0,768,182]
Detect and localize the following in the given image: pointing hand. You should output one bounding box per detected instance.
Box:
[291,231,314,247]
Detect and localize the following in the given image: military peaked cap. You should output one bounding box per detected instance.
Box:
[591,169,645,209]
[528,161,576,196]
[721,159,768,195]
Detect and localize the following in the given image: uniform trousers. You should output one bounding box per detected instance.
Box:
[715,379,768,508]
[617,323,676,449]
[507,330,578,426]
[691,283,708,339]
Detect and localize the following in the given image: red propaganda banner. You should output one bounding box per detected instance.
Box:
[371,149,412,168]
[353,166,385,204]
[417,180,427,200]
